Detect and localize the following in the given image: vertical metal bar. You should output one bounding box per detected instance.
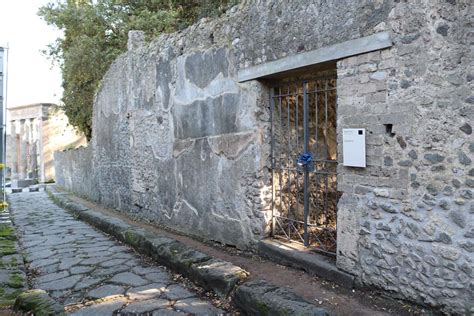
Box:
[295,85,300,219]
[278,87,286,240]
[270,88,275,237]
[296,84,299,153]
[303,81,309,247]
[315,87,318,152]
[314,85,319,228]
[286,85,291,227]
[325,80,328,150]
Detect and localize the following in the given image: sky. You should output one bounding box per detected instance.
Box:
[0,0,63,109]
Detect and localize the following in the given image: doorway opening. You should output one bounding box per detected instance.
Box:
[270,71,340,255]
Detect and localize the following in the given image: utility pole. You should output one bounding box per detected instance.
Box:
[0,46,7,205]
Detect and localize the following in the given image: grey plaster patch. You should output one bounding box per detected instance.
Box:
[185,48,229,89]
[173,94,240,139]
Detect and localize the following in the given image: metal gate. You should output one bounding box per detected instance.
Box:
[270,76,340,254]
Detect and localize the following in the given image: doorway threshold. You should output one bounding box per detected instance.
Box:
[258,238,355,288]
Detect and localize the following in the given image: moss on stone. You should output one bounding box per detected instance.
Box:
[13,289,64,316]
[7,273,24,289]
[9,256,17,267]
[0,225,15,238]
[5,289,22,300]
[0,239,16,256]
[0,224,17,257]
[124,230,141,246]
[255,301,270,315]
[0,288,22,308]
[0,298,15,308]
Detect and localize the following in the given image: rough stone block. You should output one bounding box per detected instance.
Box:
[258,239,355,288]
[234,280,328,316]
[13,289,64,315]
[189,258,249,297]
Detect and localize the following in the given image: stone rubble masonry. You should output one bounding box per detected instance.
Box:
[53,1,473,314]
[47,186,329,315]
[335,2,473,315]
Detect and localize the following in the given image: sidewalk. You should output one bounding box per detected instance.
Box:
[0,206,26,311]
[49,187,431,316]
[9,191,227,315]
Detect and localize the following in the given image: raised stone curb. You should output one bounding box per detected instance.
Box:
[235,280,329,316]
[47,186,330,315]
[47,187,248,297]
[259,239,355,288]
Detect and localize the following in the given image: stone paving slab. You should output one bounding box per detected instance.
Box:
[9,191,226,315]
[48,186,249,297]
[48,185,332,315]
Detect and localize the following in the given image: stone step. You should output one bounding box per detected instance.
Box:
[258,238,355,288]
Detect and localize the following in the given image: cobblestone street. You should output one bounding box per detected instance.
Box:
[9,191,224,315]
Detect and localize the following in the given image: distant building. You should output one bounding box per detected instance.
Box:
[6,103,86,187]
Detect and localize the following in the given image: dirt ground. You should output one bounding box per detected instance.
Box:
[0,310,20,315]
[68,194,439,316]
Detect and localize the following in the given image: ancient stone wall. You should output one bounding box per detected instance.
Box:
[54,0,472,313]
[335,2,472,313]
[54,146,99,201]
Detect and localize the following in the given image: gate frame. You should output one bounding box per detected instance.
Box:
[269,75,338,253]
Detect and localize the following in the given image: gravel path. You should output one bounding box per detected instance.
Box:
[9,191,224,315]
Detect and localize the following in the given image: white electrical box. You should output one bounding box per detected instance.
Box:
[343,128,366,168]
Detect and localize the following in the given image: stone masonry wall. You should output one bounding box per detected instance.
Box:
[54,0,472,313]
[336,2,473,314]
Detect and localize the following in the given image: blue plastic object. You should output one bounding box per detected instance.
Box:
[297,153,313,166]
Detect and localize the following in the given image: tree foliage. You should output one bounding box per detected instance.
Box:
[39,0,238,140]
